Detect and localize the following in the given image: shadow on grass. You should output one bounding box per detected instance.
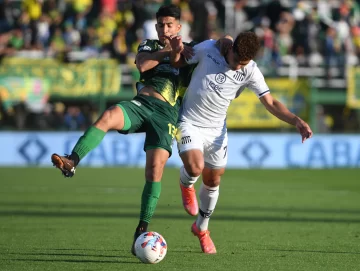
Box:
[1,201,360,215]
[4,252,132,258]
[9,258,141,264]
[266,248,360,255]
[0,210,359,224]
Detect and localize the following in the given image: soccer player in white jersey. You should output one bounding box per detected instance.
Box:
[166,32,313,254]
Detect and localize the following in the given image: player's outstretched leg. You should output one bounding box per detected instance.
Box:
[51,125,106,177]
[51,154,77,177]
[179,165,200,216]
[51,106,125,177]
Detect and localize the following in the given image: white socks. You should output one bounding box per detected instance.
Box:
[179,165,199,187]
[196,183,219,231]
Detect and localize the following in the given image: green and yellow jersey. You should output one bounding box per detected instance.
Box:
[136,39,196,110]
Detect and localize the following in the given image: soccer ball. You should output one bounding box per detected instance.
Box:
[134,231,167,264]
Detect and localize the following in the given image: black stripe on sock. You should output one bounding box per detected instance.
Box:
[199,209,213,218]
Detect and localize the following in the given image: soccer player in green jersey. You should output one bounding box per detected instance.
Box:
[51,4,196,255]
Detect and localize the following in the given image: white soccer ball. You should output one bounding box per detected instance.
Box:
[134,231,167,264]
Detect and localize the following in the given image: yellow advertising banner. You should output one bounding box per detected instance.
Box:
[226,78,309,128]
[347,67,360,109]
[0,58,121,98]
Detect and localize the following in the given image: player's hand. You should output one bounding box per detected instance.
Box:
[181,45,194,60]
[295,117,313,143]
[216,36,233,56]
[163,35,184,54]
[161,36,172,52]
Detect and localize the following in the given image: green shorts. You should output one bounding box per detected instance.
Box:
[116,95,178,156]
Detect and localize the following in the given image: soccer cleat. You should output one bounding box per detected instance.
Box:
[51,153,76,178]
[180,181,198,216]
[131,228,146,256]
[191,222,216,254]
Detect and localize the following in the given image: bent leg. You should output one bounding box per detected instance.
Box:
[72,105,126,164]
[178,150,204,216]
[179,149,204,187]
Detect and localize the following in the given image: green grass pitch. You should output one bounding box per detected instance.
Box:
[0,168,360,271]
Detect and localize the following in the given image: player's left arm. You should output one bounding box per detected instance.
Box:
[248,66,313,143]
[260,94,313,143]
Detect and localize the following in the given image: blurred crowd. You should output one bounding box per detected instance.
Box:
[1,0,360,67]
[0,100,99,130]
[1,0,360,131]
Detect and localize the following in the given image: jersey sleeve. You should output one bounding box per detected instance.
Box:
[137,39,157,53]
[185,39,215,65]
[246,66,270,98]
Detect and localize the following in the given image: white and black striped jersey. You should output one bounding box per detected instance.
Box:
[179,39,270,128]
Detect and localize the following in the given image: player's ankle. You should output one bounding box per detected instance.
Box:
[70,152,80,166]
[136,220,148,233]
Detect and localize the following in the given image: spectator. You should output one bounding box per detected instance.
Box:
[63,21,81,50]
[64,106,86,131]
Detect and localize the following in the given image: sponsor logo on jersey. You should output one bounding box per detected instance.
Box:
[131,100,141,106]
[181,136,191,144]
[215,73,226,84]
[206,54,220,66]
[208,80,223,92]
[233,71,245,81]
[155,64,179,75]
[139,45,152,51]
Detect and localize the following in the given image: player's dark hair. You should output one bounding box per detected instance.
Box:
[233,31,260,61]
[156,4,181,20]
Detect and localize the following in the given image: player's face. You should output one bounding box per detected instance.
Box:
[226,48,251,70]
[155,16,181,44]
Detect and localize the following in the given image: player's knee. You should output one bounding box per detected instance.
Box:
[95,106,123,131]
[95,109,113,131]
[145,159,166,181]
[203,178,221,187]
[145,165,164,181]
[185,163,203,177]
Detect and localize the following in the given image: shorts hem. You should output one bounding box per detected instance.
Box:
[178,147,203,155]
[115,104,131,131]
[145,145,172,157]
[204,161,226,169]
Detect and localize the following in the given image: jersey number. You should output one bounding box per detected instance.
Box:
[223,146,228,158]
[168,123,177,139]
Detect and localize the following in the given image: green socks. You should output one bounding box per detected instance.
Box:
[140,181,162,223]
[72,126,106,162]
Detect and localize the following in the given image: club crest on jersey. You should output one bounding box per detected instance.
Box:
[233,71,245,81]
[215,73,226,84]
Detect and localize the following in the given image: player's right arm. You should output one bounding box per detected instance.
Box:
[168,36,188,68]
[135,39,171,73]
